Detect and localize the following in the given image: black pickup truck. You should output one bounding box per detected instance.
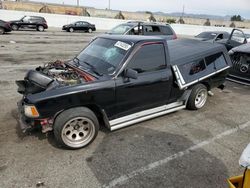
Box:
[16,35,231,149]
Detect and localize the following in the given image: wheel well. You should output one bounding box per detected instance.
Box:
[53,104,108,128]
[200,82,211,91]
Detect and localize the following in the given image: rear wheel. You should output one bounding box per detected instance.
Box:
[69,27,74,32]
[0,27,4,35]
[37,25,44,32]
[54,107,99,149]
[11,24,19,31]
[186,84,208,110]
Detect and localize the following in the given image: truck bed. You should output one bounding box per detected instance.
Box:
[168,39,227,65]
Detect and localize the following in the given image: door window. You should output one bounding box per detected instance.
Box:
[127,43,166,73]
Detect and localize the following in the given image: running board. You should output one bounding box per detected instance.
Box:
[109,101,186,131]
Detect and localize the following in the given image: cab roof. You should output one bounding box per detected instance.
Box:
[98,34,165,43]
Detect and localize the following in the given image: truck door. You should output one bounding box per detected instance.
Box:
[114,42,173,118]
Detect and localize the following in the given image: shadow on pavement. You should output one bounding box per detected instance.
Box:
[86,126,229,188]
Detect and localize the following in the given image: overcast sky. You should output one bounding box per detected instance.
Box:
[32,0,250,19]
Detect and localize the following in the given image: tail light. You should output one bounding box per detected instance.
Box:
[173,33,177,40]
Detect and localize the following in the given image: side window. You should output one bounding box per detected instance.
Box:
[23,16,31,22]
[205,52,227,70]
[144,26,161,35]
[128,44,166,73]
[160,26,173,35]
[179,59,207,83]
[231,30,246,44]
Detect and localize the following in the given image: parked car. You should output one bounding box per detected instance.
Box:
[245,33,250,43]
[62,21,96,33]
[16,35,231,149]
[0,20,12,34]
[108,21,177,40]
[227,43,250,85]
[9,16,48,32]
[211,29,249,85]
[195,31,230,41]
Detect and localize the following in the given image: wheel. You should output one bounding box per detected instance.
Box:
[88,28,93,33]
[11,24,19,31]
[54,107,99,149]
[69,27,74,32]
[37,25,44,32]
[0,27,4,35]
[186,84,208,110]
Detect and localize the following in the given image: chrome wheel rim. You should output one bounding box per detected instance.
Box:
[12,25,18,30]
[195,89,207,109]
[61,117,95,148]
[88,28,92,33]
[69,28,74,32]
[38,26,44,31]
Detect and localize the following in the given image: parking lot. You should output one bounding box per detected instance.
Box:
[0,29,250,188]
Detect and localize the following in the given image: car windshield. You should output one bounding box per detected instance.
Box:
[196,32,217,40]
[109,24,134,34]
[73,38,133,75]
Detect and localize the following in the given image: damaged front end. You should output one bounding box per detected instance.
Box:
[228,43,250,86]
[16,60,96,133]
[16,60,95,95]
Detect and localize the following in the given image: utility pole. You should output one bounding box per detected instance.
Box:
[77,0,79,7]
[181,5,185,18]
[108,0,110,10]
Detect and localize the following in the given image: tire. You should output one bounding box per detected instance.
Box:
[11,24,19,31]
[69,27,74,32]
[0,27,4,35]
[37,25,44,32]
[54,107,99,149]
[88,28,93,33]
[186,84,208,110]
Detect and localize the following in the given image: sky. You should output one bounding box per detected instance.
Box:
[32,0,250,19]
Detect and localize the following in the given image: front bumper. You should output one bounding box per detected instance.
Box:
[17,101,32,132]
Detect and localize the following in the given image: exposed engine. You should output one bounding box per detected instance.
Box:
[16,60,91,95]
[36,61,84,85]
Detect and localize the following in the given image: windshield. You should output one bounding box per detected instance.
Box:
[196,32,217,40]
[74,38,133,75]
[109,24,134,34]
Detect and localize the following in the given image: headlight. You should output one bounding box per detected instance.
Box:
[24,105,39,118]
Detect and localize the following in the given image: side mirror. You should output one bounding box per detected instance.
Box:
[124,69,138,79]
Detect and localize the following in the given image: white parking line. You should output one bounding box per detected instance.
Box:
[102,121,250,188]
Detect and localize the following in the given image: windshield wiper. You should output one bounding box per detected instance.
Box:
[73,57,103,76]
[73,57,80,66]
[82,61,103,76]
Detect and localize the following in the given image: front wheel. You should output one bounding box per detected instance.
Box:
[69,27,74,32]
[88,28,93,33]
[54,107,99,149]
[186,84,208,110]
[11,24,19,31]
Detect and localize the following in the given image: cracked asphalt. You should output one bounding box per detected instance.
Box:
[0,29,250,188]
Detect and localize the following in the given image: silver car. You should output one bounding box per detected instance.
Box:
[108,21,177,40]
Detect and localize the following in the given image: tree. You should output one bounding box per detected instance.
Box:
[204,18,211,26]
[231,15,243,22]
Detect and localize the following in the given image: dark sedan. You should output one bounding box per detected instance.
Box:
[195,31,230,41]
[0,20,12,34]
[62,21,96,33]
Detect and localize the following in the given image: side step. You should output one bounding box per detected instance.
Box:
[109,101,186,131]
